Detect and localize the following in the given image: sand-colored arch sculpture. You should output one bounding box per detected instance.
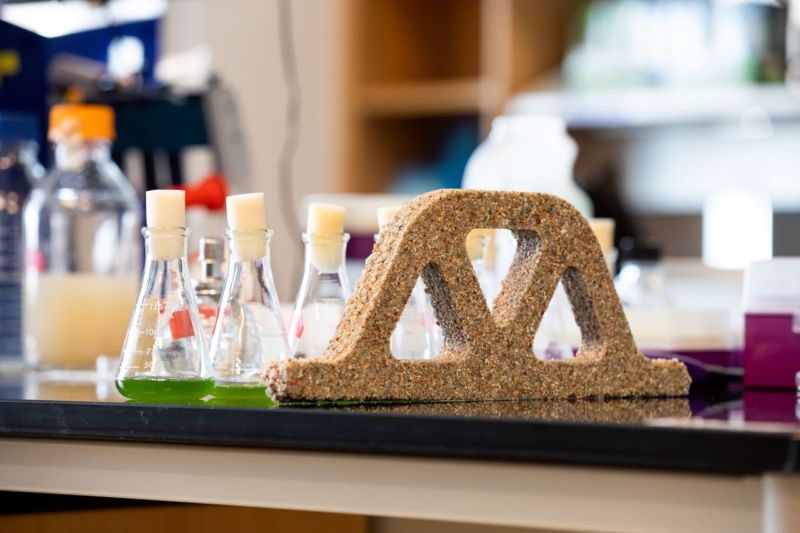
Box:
[265,190,690,402]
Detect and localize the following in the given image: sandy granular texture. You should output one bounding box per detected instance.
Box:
[265,189,690,402]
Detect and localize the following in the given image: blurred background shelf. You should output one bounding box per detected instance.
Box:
[508,84,800,129]
[359,78,488,117]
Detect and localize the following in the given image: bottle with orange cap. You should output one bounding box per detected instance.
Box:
[22,104,141,370]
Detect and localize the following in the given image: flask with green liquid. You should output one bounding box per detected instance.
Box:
[116,190,213,400]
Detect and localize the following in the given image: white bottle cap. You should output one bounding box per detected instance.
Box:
[146,190,185,228]
[377,206,401,233]
[227,193,267,230]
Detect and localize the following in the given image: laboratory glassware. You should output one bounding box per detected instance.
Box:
[210,228,289,396]
[116,226,213,400]
[289,232,351,359]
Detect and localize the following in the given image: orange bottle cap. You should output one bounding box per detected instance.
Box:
[49,104,115,141]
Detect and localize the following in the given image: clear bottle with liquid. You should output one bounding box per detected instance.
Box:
[23,104,140,370]
[290,231,351,359]
[116,190,212,400]
[211,227,289,397]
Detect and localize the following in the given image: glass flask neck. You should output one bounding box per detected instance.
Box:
[143,227,188,261]
[301,231,349,275]
[227,228,272,263]
[54,138,112,172]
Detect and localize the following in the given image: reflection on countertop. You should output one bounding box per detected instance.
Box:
[345,397,692,424]
[3,369,796,431]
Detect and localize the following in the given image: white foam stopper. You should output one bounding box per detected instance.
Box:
[307,203,346,234]
[377,206,401,232]
[145,190,185,260]
[307,203,346,272]
[227,193,267,230]
[146,190,185,228]
[227,193,268,261]
[589,218,615,256]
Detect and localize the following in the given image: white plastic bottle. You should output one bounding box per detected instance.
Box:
[462,114,593,303]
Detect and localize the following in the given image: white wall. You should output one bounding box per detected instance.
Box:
[160,0,345,298]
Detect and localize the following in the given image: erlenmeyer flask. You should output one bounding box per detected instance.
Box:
[211,228,289,397]
[289,203,351,359]
[116,191,212,400]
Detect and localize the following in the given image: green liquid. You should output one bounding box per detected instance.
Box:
[116,377,214,401]
[207,396,276,408]
[212,383,269,398]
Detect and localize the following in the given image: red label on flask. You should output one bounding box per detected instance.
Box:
[169,308,195,340]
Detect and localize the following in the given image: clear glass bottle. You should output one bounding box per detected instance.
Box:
[210,228,289,396]
[0,113,43,367]
[116,225,213,400]
[289,232,351,359]
[23,104,140,370]
[193,237,225,339]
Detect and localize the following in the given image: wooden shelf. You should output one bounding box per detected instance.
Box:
[359,78,490,117]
